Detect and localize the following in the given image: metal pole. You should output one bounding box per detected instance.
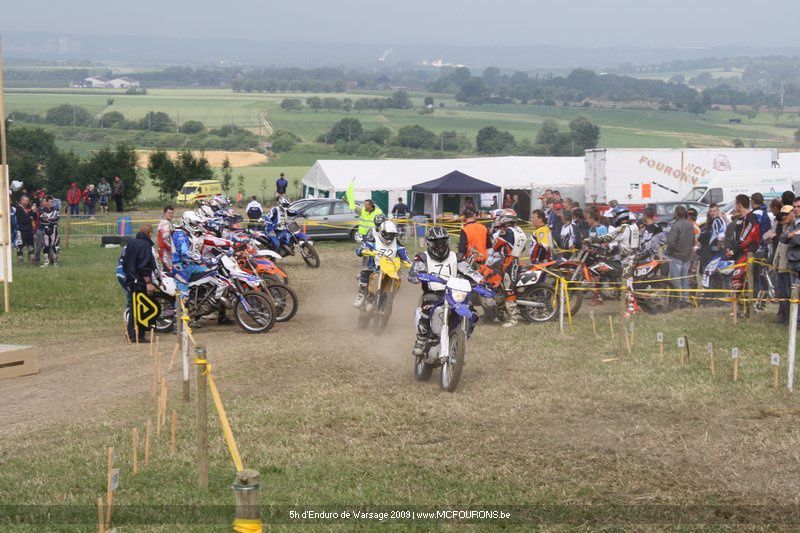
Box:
[0,37,10,313]
[788,284,798,392]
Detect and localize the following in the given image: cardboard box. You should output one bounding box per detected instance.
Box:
[0,344,38,380]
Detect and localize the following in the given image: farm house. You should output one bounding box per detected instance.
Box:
[301,156,585,218]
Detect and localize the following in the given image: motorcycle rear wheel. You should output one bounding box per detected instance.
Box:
[300,243,321,268]
[234,291,276,333]
[440,328,466,392]
[519,286,558,323]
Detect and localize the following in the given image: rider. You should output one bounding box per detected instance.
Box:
[489,212,527,327]
[172,211,233,325]
[588,205,641,317]
[457,208,490,263]
[353,218,409,308]
[728,193,761,293]
[408,226,483,356]
[265,196,295,229]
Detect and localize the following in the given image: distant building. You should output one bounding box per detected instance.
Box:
[70,76,140,89]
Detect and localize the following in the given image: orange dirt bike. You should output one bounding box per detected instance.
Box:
[357,248,411,335]
[234,245,298,323]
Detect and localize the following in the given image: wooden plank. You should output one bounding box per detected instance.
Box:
[0,345,38,379]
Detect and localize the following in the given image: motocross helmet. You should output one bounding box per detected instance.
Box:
[278,196,292,209]
[378,220,398,245]
[426,225,451,262]
[373,214,387,228]
[610,206,631,227]
[197,205,215,220]
[181,211,204,235]
[210,195,231,211]
[497,214,517,228]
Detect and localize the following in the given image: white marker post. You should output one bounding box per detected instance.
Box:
[788,285,798,393]
[180,297,190,402]
[771,353,781,390]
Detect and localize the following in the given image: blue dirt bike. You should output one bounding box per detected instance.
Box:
[258,219,320,268]
[413,272,494,392]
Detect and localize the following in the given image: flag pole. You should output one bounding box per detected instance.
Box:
[0,36,11,313]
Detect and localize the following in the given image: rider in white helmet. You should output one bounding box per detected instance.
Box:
[353,218,409,308]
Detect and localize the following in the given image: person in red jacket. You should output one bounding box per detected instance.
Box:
[728,194,761,293]
[66,182,82,216]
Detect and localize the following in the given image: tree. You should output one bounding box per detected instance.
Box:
[353,99,372,112]
[483,66,502,87]
[360,126,392,145]
[80,143,141,203]
[394,125,437,149]
[568,115,600,151]
[424,96,434,107]
[139,111,175,132]
[220,155,233,193]
[270,131,300,152]
[688,97,707,117]
[174,150,214,190]
[46,104,92,126]
[732,138,745,148]
[388,90,412,109]
[280,98,304,112]
[237,173,245,194]
[535,118,560,146]
[325,118,363,143]
[551,131,577,156]
[306,96,322,112]
[322,97,341,112]
[476,126,516,154]
[456,77,488,104]
[341,98,353,113]
[148,149,181,198]
[99,111,125,129]
[179,120,205,134]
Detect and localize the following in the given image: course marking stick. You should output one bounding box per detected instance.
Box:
[171,409,177,456]
[657,332,664,364]
[772,353,781,390]
[145,419,151,466]
[609,315,615,342]
[590,309,597,336]
[132,428,138,475]
[707,342,715,375]
[97,497,104,533]
[105,447,113,528]
[678,336,686,368]
[732,347,740,382]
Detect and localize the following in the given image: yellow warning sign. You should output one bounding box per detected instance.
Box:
[132,292,160,329]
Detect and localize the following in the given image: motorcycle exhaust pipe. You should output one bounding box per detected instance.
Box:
[219,296,234,309]
[515,299,546,308]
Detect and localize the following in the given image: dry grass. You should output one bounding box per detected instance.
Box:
[135,150,268,168]
[0,243,798,529]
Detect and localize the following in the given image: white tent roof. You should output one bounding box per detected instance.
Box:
[302,156,584,192]
[779,151,800,178]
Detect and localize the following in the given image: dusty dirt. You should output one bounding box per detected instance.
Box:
[136,150,268,168]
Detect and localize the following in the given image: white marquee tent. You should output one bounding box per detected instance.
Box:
[301,156,585,216]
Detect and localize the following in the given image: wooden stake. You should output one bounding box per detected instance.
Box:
[196,349,209,489]
[618,297,626,359]
[162,380,169,429]
[590,310,597,336]
[97,496,104,533]
[145,419,151,466]
[132,428,138,475]
[609,315,615,342]
[105,447,113,528]
[774,365,780,390]
[733,359,739,381]
[659,342,664,365]
[710,351,715,375]
[157,380,163,438]
[171,409,178,456]
[732,298,739,325]
[168,341,179,373]
[234,470,262,526]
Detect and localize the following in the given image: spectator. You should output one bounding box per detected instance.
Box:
[246,195,263,223]
[639,207,665,257]
[730,194,761,298]
[39,195,60,267]
[489,195,498,210]
[112,176,125,213]
[275,173,288,200]
[774,205,794,324]
[549,203,564,248]
[97,178,111,214]
[559,209,578,255]
[665,205,695,306]
[84,184,98,216]
[391,196,409,219]
[122,224,157,343]
[236,191,244,209]
[33,190,44,264]
[572,207,590,243]
[13,195,35,265]
[511,194,520,214]
[66,182,81,216]
[157,205,174,271]
[502,193,514,210]
[699,203,727,273]
[782,190,796,207]
[587,209,607,239]
[781,198,800,283]
[529,209,552,263]
[458,208,490,262]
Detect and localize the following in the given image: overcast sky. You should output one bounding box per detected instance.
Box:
[2,0,799,48]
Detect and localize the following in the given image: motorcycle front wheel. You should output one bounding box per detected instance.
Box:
[373,291,394,335]
[440,328,466,392]
[234,291,276,333]
[266,283,299,322]
[300,243,320,268]
[153,294,177,333]
[414,355,435,381]
[519,285,558,323]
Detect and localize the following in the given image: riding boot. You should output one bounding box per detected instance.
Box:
[353,284,367,308]
[502,300,520,328]
[412,317,430,356]
[217,309,235,325]
[624,291,639,318]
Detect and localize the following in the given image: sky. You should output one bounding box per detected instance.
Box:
[1,0,799,48]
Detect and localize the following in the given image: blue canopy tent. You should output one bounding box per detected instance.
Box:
[411,170,501,222]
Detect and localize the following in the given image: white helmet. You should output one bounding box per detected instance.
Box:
[378,220,398,245]
[196,205,214,220]
[210,195,230,210]
[181,211,204,235]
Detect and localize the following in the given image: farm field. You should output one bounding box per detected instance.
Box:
[0,243,798,529]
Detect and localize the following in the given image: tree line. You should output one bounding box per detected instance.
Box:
[279,91,413,113]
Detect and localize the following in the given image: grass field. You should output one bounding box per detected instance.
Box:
[0,242,798,529]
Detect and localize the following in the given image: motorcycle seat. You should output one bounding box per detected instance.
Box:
[189,270,215,282]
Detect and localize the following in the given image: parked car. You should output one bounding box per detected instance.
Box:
[289,199,364,240]
[644,201,708,222]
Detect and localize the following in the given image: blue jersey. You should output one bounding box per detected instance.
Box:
[172,229,199,269]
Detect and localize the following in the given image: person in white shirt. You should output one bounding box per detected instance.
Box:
[246,196,263,223]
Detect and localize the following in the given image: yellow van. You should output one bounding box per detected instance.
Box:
[178,180,222,205]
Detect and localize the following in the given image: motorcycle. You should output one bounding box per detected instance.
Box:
[234,245,298,323]
[257,218,320,268]
[413,272,494,392]
[153,255,276,334]
[357,248,410,334]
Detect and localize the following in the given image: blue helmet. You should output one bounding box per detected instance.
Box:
[610,206,631,227]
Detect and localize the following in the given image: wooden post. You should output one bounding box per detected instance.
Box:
[590,309,597,336]
[162,380,169,429]
[171,409,178,456]
[788,285,798,393]
[608,315,615,342]
[233,469,262,528]
[132,428,138,475]
[196,347,209,489]
[618,293,626,358]
[772,353,781,390]
[65,209,71,248]
[97,497,104,533]
[732,298,739,325]
[0,37,11,314]
[180,297,190,402]
[746,252,754,319]
[707,343,715,375]
[144,419,151,466]
[684,337,691,365]
[105,447,113,528]
[732,347,740,382]
[678,336,686,368]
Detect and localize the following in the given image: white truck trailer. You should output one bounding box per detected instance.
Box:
[584,148,778,206]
